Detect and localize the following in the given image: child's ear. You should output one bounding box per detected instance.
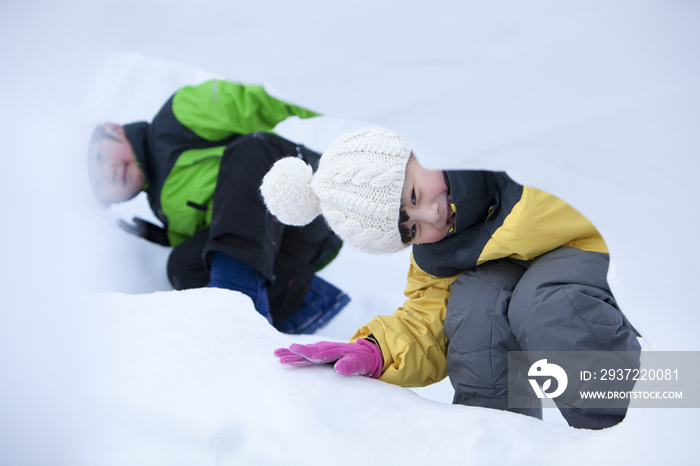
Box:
[103,122,125,139]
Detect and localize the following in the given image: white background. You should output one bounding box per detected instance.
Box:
[1,1,699,464]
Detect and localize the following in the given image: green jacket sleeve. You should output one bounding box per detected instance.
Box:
[171,79,320,141]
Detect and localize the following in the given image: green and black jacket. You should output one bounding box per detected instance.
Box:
[123,79,319,247]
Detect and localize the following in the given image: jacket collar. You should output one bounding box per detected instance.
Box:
[444,170,498,237]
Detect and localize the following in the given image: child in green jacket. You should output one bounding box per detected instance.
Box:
[261,128,640,429]
[87,79,348,334]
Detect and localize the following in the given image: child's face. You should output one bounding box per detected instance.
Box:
[400,155,455,244]
[87,123,145,203]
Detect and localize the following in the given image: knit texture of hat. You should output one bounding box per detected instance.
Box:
[260,128,411,254]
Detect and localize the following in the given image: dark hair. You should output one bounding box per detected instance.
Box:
[398,208,412,244]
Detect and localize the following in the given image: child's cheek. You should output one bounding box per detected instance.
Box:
[424,228,448,245]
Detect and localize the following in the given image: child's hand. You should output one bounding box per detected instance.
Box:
[274,340,383,378]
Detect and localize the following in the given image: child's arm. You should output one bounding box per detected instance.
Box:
[171,79,320,141]
[273,254,459,387]
[349,253,461,387]
[478,186,608,264]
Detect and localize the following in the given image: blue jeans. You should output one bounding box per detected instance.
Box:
[207,252,349,334]
[274,275,350,335]
[208,252,272,324]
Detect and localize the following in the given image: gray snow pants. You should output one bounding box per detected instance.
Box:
[443,246,640,429]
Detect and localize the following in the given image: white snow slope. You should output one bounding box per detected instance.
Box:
[1,1,699,465]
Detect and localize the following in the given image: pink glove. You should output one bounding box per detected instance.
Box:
[274,339,383,378]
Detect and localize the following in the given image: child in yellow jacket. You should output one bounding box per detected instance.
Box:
[261,128,640,429]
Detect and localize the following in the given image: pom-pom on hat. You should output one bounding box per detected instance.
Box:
[260,128,411,254]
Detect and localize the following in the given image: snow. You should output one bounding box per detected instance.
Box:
[1,1,699,465]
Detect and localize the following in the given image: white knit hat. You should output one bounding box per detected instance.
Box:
[260,128,411,254]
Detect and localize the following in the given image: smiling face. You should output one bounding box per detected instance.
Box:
[399,154,455,244]
[87,123,145,203]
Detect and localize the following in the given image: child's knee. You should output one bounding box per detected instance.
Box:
[444,260,523,343]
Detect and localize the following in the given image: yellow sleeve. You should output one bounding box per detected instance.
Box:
[478,186,608,264]
[350,253,461,387]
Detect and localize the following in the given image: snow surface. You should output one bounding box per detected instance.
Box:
[1,1,699,465]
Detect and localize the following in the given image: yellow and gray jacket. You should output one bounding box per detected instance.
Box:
[123,79,319,247]
[351,170,607,387]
